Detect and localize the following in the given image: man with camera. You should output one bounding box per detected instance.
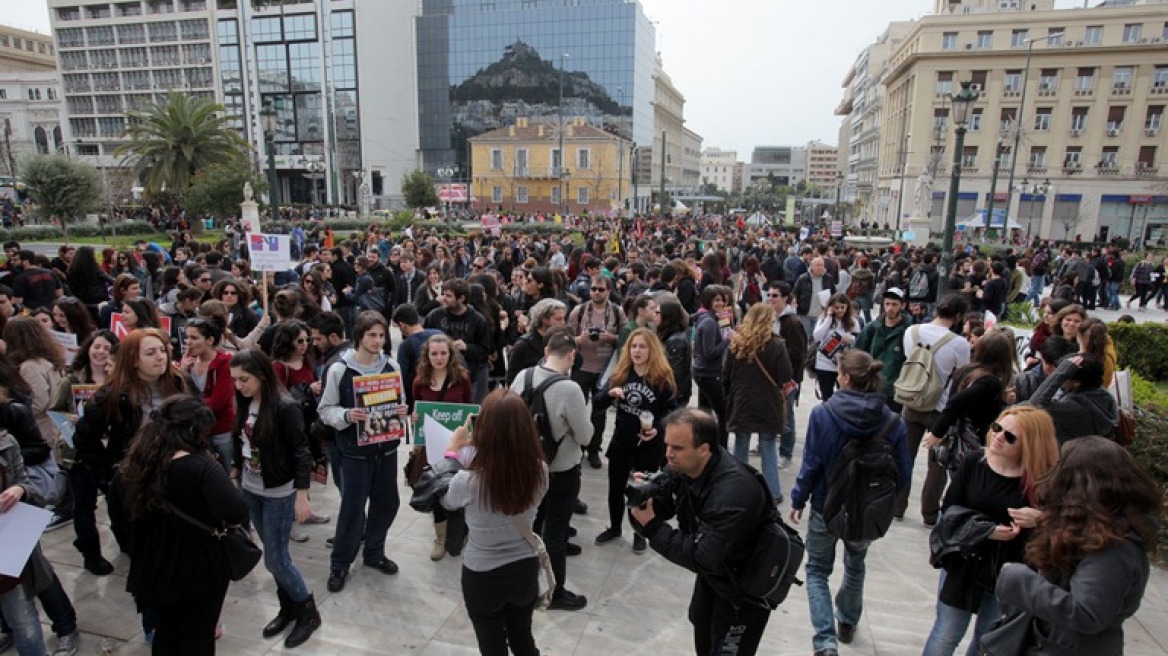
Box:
[567,275,625,469]
[629,408,775,655]
[509,327,594,611]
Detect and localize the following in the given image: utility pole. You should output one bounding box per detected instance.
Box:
[985,140,1004,237]
[658,130,666,213]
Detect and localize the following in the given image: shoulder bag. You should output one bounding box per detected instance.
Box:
[166,501,262,581]
[510,515,557,608]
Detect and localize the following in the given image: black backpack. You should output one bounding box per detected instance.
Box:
[519,367,571,463]
[821,409,901,542]
[736,465,805,609]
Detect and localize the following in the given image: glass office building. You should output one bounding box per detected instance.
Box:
[416,0,656,174]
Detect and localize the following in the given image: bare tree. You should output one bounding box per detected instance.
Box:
[1060,208,1090,240]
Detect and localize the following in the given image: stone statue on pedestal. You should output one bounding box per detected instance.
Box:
[913,170,933,217]
[243,181,254,203]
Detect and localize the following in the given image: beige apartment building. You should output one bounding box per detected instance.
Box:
[879,1,1168,245]
[806,140,840,195]
[0,26,64,175]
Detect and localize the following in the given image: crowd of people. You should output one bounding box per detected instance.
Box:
[0,212,1160,656]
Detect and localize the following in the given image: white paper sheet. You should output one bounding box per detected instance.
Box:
[423,414,453,466]
[0,502,53,577]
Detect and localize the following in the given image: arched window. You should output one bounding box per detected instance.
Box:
[34,126,49,154]
[53,126,63,152]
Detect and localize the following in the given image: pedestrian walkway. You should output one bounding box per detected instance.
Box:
[40,380,1168,656]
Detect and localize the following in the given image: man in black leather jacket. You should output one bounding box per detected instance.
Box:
[629,408,773,655]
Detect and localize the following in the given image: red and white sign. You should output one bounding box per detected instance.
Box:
[111,313,171,340]
[439,183,468,203]
[1130,195,1154,204]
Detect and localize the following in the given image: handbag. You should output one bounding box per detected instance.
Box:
[978,604,1034,656]
[404,446,427,488]
[166,502,262,581]
[933,418,982,471]
[510,516,557,608]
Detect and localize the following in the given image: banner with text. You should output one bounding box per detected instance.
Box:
[247,232,292,272]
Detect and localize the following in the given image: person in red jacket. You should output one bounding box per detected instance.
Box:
[181,318,235,469]
[411,334,472,561]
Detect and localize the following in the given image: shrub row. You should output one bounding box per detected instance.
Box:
[0,220,159,243]
[1108,321,1168,382]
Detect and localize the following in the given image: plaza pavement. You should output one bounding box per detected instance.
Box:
[40,371,1168,656]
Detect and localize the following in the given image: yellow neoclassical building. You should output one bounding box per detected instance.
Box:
[469,117,632,215]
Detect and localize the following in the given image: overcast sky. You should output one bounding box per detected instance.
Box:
[7,0,1083,156]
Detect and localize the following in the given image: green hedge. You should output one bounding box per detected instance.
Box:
[1109,322,1168,382]
[0,220,159,242]
[1128,407,1168,562]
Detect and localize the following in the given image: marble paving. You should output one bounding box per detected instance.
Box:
[35,382,1168,656]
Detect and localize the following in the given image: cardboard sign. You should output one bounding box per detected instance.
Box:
[414,402,479,465]
[247,232,292,272]
[352,372,406,446]
[51,331,78,365]
[110,313,171,340]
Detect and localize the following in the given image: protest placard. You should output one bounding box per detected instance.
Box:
[414,402,478,465]
[352,372,406,446]
[247,232,292,272]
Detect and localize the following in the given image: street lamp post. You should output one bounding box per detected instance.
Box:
[938,81,980,299]
[438,165,459,218]
[834,171,843,223]
[1004,32,1064,237]
[562,168,571,216]
[630,142,638,216]
[1019,177,1050,238]
[894,132,910,238]
[305,159,325,208]
[558,52,569,217]
[260,101,280,224]
[985,140,1005,239]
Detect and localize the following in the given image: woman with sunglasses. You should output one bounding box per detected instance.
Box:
[921,406,1059,656]
[212,279,259,340]
[995,437,1161,655]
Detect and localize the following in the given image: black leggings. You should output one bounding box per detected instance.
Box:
[462,558,540,656]
[694,376,728,448]
[606,433,665,531]
[151,577,230,656]
[814,368,838,403]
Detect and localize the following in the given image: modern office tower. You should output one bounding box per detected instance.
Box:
[47,0,417,208]
[416,0,658,211]
[0,25,63,176]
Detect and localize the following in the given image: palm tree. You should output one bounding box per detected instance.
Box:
[117,90,250,196]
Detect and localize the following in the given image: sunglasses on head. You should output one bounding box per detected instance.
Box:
[991,421,1018,445]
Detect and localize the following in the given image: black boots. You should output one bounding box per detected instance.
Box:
[284,594,322,649]
[262,588,295,639]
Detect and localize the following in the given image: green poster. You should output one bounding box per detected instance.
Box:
[413,402,479,446]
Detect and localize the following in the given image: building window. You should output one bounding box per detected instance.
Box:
[1075,68,1095,91]
[1122,23,1142,43]
[1085,25,1103,45]
[1004,70,1022,92]
[551,185,561,205]
[1029,146,1047,168]
[933,108,949,135]
[1039,69,1057,91]
[1099,147,1119,168]
[1138,145,1157,169]
[1107,106,1126,132]
[936,71,953,95]
[515,149,528,176]
[1064,147,1082,167]
[284,14,316,41]
[976,31,993,49]
[492,186,502,203]
[1047,28,1064,45]
[1071,107,1089,131]
[253,16,281,42]
[942,32,958,50]
[577,148,590,170]
[1000,108,1017,133]
[1147,106,1165,131]
[969,109,983,132]
[1113,66,1133,89]
[961,146,978,168]
[1034,108,1052,132]
[490,149,502,170]
[1154,66,1168,88]
[516,186,528,203]
[1011,29,1028,47]
[577,186,589,204]
[0,90,5,100]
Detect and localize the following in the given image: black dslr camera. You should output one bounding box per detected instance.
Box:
[624,470,671,508]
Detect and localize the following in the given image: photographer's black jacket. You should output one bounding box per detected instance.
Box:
[634,446,770,608]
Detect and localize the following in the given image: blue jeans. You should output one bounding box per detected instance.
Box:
[1025,275,1044,305]
[732,432,780,499]
[210,432,233,471]
[241,489,311,603]
[804,510,870,652]
[0,586,46,656]
[921,570,1002,656]
[323,439,344,493]
[857,295,873,323]
[780,386,799,460]
[1108,281,1121,310]
[331,450,400,571]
